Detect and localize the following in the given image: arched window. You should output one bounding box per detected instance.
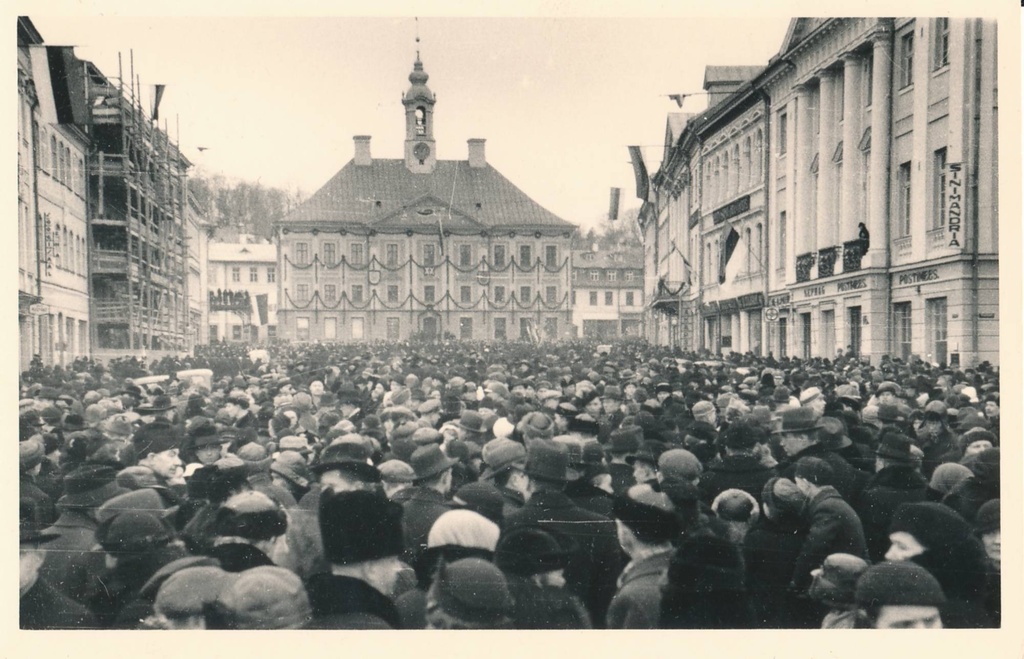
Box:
[745,227,752,272]
[721,155,729,202]
[63,227,69,267]
[756,223,763,273]
[742,137,752,189]
[64,146,72,187]
[732,144,741,195]
[754,129,763,181]
[415,107,426,136]
[50,135,58,173]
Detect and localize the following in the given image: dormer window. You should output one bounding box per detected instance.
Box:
[415,107,426,136]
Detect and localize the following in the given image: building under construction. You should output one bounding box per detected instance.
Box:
[84,58,192,354]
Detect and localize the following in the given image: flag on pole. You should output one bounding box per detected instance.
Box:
[627,146,650,201]
[255,294,269,325]
[436,213,446,256]
[608,187,621,221]
[152,84,166,121]
[719,228,740,284]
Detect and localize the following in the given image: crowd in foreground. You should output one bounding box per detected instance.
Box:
[19,340,1001,629]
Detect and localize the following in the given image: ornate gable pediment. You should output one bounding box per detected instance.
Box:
[373,193,486,231]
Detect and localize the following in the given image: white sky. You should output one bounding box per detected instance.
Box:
[30,13,793,231]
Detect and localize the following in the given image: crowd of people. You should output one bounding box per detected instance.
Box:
[19,339,1001,629]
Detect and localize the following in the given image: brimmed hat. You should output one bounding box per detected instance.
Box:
[494,525,573,576]
[20,438,45,472]
[816,416,852,450]
[215,491,288,541]
[609,426,643,455]
[318,489,404,565]
[458,410,488,434]
[523,440,569,483]
[876,403,906,423]
[452,482,505,526]
[876,382,902,396]
[59,464,129,509]
[95,510,175,555]
[875,433,915,463]
[137,394,176,414]
[626,440,667,467]
[479,438,527,481]
[774,406,819,434]
[237,442,273,475]
[311,439,379,481]
[271,451,314,491]
[133,424,183,459]
[410,445,458,481]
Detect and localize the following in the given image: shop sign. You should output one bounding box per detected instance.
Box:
[837,278,866,292]
[739,293,764,309]
[702,301,719,315]
[767,293,791,307]
[946,163,963,248]
[720,298,740,312]
[897,269,939,286]
[803,285,826,298]
[42,213,53,276]
[712,195,751,225]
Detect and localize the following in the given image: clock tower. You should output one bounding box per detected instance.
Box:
[403,55,437,174]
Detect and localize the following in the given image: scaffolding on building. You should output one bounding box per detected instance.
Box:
[84,54,192,353]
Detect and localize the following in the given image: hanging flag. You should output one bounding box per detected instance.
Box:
[152,84,166,121]
[719,228,740,284]
[608,187,621,221]
[627,146,650,201]
[436,213,446,256]
[668,93,688,108]
[682,254,693,286]
[255,294,269,325]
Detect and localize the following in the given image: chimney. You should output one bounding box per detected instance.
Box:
[353,135,372,166]
[468,138,486,168]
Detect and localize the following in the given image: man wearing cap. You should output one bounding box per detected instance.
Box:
[853,561,946,628]
[424,558,515,629]
[479,438,528,518]
[691,400,718,428]
[917,400,959,478]
[20,499,95,629]
[415,398,442,428]
[808,553,869,628]
[305,489,405,629]
[606,485,679,629]
[799,387,826,417]
[378,460,416,501]
[400,445,457,564]
[502,440,622,627]
[699,422,775,505]
[855,433,928,561]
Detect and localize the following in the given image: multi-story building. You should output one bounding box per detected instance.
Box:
[185,194,212,349]
[642,18,998,367]
[275,55,576,342]
[84,57,192,356]
[571,248,644,339]
[207,237,278,343]
[18,17,91,368]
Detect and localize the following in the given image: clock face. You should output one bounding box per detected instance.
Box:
[413,142,431,160]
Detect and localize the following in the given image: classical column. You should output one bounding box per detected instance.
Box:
[867,32,893,268]
[793,84,815,258]
[841,53,863,244]
[816,69,837,251]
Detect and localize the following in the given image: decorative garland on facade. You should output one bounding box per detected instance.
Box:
[281,253,571,275]
[282,288,572,312]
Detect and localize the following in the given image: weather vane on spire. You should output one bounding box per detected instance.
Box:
[415,17,420,60]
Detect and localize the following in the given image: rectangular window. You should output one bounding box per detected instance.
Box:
[424,285,436,303]
[386,317,400,340]
[545,245,558,268]
[865,51,874,106]
[520,286,532,302]
[250,266,258,283]
[836,70,845,122]
[625,271,635,282]
[324,284,337,303]
[232,325,242,341]
[589,270,600,281]
[267,325,276,340]
[386,243,399,267]
[899,30,914,88]
[459,244,472,267]
[821,309,836,358]
[926,298,948,365]
[934,18,950,69]
[423,243,436,266]
[231,266,241,282]
[520,318,531,340]
[571,291,577,305]
[607,271,617,282]
[778,112,788,154]
[323,242,337,266]
[546,286,557,304]
[295,242,309,265]
[494,286,505,303]
[351,285,364,303]
[493,244,506,268]
[350,243,364,266]
[387,285,399,303]
[626,292,635,306]
[209,325,218,343]
[933,148,948,228]
[460,285,472,303]
[352,317,364,340]
[267,266,276,283]
[589,291,598,306]
[848,307,862,357]
[494,317,507,340]
[605,291,613,306]
[893,302,913,361]
[519,245,532,266]
[324,317,337,340]
[459,317,473,340]
[296,284,309,302]
[296,317,310,341]
[544,317,558,338]
[897,161,912,237]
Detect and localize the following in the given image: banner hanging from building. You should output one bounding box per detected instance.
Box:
[627,146,650,201]
[255,294,269,325]
[946,162,963,249]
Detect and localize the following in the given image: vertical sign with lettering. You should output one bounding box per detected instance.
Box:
[946,163,963,249]
[42,213,53,276]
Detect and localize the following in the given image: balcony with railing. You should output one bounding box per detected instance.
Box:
[927,227,948,251]
[893,235,912,262]
[795,253,816,283]
[818,246,839,279]
[842,240,865,272]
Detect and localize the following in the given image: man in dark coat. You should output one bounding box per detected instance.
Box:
[855,433,928,561]
[20,499,95,629]
[478,438,527,518]
[305,489,405,629]
[20,438,56,526]
[38,464,129,603]
[943,447,1000,523]
[400,445,456,564]
[788,459,868,593]
[774,407,867,506]
[206,491,287,571]
[916,401,960,478]
[502,440,623,628]
[606,427,642,496]
[699,422,775,504]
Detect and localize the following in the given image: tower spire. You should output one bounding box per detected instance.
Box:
[415,17,420,61]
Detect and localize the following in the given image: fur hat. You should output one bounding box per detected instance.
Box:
[318,489,404,565]
[214,491,287,541]
[613,484,679,544]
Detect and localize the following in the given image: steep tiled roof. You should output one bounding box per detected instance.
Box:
[703,65,764,87]
[573,249,643,269]
[280,159,575,231]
